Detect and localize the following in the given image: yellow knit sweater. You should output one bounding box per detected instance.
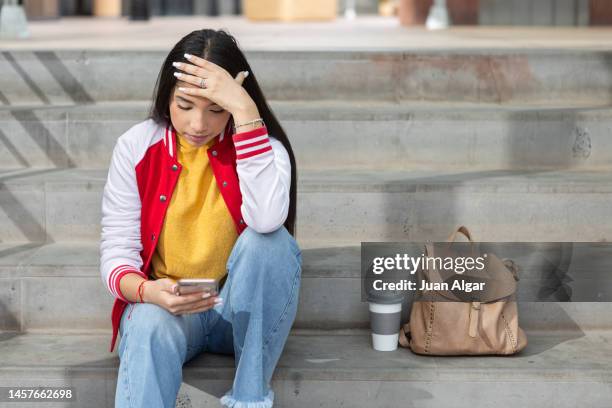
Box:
[151,133,238,282]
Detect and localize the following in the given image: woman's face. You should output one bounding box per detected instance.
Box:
[169,80,232,147]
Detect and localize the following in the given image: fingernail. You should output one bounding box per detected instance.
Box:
[173,72,182,78]
[172,62,181,68]
[202,293,211,299]
[184,53,192,60]
[178,87,187,92]
[243,71,249,78]
[214,298,223,304]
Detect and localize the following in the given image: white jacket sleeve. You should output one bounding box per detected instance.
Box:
[232,126,291,234]
[100,134,146,302]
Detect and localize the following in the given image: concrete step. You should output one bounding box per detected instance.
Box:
[0,168,611,243]
[0,330,610,407]
[2,49,612,106]
[2,102,612,171]
[1,242,611,333]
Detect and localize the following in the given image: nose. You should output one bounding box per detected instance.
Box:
[189,112,208,135]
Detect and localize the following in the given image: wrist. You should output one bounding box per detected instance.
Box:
[230,91,258,115]
[231,104,260,127]
[234,118,265,134]
[141,280,157,304]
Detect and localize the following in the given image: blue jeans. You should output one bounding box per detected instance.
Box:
[115,226,302,408]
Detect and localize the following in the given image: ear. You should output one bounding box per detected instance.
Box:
[234,70,249,86]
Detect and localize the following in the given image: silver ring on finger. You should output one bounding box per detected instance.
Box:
[199,78,206,89]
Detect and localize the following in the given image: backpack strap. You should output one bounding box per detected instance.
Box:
[398,323,411,348]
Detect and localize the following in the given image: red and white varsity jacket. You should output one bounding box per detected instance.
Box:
[100,118,291,353]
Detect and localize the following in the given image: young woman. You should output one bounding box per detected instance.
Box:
[99,29,301,408]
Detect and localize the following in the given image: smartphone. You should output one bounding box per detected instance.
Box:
[174,278,218,296]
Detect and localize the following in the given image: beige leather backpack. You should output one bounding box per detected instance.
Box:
[399,226,527,355]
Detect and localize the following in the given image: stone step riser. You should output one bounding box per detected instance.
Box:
[1,181,611,243]
[2,50,612,105]
[2,105,612,171]
[1,271,611,332]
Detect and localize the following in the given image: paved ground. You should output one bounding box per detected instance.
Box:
[3,16,612,51]
[0,330,610,407]
[2,330,610,380]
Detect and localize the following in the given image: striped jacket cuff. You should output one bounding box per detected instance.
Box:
[232,126,273,161]
[108,265,147,303]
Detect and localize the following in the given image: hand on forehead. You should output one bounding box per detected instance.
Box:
[172,53,249,114]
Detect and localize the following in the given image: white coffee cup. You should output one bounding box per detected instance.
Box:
[368,302,402,351]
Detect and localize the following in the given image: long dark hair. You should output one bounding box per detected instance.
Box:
[149,29,297,237]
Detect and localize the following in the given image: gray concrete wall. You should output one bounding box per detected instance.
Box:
[480,0,590,26]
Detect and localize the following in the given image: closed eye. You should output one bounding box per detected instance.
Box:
[176,99,224,113]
